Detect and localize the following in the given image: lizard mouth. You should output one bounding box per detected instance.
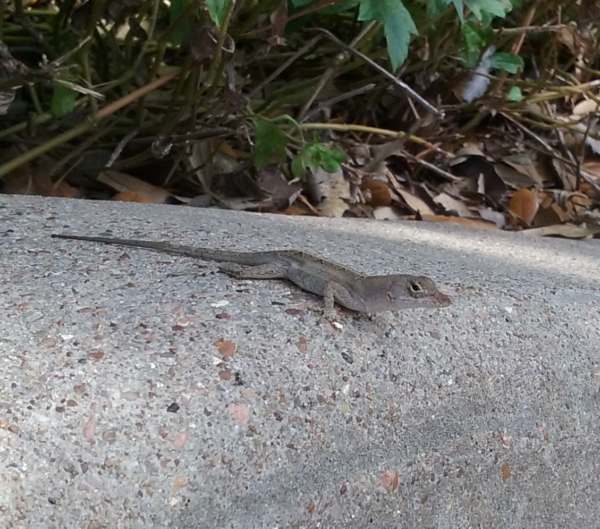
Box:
[434,292,452,307]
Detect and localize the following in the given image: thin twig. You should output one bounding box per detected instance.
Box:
[308,28,443,118]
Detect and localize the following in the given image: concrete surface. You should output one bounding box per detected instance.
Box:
[2,195,600,528]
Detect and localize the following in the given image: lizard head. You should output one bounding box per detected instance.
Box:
[355,274,451,312]
[375,275,452,311]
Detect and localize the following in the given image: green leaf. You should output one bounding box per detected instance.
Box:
[293,140,346,177]
[291,156,305,178]
[427,0,464,24]
[291,0,318,7]
[51,83,77,117]
[450,0,464,23]
[427,0,447,18]
[291,0,359,14]
[460,21,485,67]
[207,0,231,27]
[358,0,418,70]
[169,0,191,46]
[252,119,288,170]
[489,52,523,74]
[464,0,511,23]
[507,86,522,102]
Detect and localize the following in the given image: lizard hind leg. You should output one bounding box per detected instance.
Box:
[193,261,222,277]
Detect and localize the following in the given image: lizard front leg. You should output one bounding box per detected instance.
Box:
[323,281,368,317]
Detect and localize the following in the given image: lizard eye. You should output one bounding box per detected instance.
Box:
[408,280,425,296]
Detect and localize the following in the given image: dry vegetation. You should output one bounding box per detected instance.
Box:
[2,0,600,237]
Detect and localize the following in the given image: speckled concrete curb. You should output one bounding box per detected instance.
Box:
[2,195,600,528]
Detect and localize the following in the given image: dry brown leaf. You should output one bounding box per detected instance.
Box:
[453,143,486,159]
[311,168,350,217]
[450,155,493,181]
[478,207,506,228]
[0,40,27,115]
[580,182,596,199]
[450,154,507,203]
[189,140,217,191]
[218,140,251,159]
[372,206,403,220]
[508,188,538,226]
[563,192,592,216]
[362,180,392,207]
[521,223,600,238]
[189,25,231,63]
[478,169,507,203]
[582,160,600,199]
[534,190,587,226]
[433,193,471,217]
[256,165,302,209]
[269,0,288,43]
[572,99,600,115]
[551,158,577,191]
[283,205,311,215]
[557,26,576,54]
[533,204,567,227]
[531,158,555,185]
[226,197,276,211]
[347,203,375,218]
[98,169,172,203]
[539,192,554,209]
[582,159,600,178]
[39,178,73,198]
[2,163,73,197]
[497,162,543,188]
[396,188,434,215]
[564,116,600,154]
[421,214,499,229]
[441,176,478,197]
[112,191,154,203]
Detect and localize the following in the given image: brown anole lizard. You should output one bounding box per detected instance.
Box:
[52,234,451,316]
